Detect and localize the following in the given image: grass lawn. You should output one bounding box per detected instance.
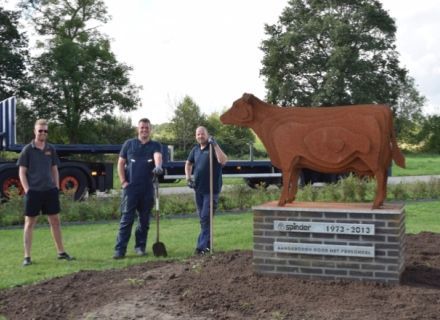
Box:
[392,153,440,176]
[0,213,252,289]
[0,200,438,290]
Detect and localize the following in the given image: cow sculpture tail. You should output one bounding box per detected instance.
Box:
[390,122,406,168]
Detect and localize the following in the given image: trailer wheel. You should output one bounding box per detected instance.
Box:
[244,177,282,189]
[59,168,87,200]
[0,169,24,199]
[244,178,269,189]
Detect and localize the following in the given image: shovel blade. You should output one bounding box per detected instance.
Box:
[153,241,167,257]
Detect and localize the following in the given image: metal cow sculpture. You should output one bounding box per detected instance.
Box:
[220,93,405,209]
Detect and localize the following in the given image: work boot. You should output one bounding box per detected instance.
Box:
[22,257,32,266]
[135,247,146,256]
[113,252,125,260]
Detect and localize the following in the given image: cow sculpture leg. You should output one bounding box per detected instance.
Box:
[279,170,290,206]
[372,169,388,209]
[287,168,300,203]
[279,159,299,206]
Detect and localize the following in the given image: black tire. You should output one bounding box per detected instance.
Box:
[0,169,23,200]
[59,168,88,200]
[244,178,281,189]
[244,178,267,189]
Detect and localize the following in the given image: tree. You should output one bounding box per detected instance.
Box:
[170,95,206,159]
[420,115,440,153]
[76,115,134,144]
[0,7,28,100]
[260,0,409,108]
[153,122,175,146]
[206,112,255,159]
[393,76,426,143]
[20,0,141,143]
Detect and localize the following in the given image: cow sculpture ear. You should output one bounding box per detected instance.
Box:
[237,102,253,122]
[242,93,253,103]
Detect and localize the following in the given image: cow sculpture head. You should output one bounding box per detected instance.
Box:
[220,93,254,126]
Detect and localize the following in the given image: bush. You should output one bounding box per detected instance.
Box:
[389,183,409,200]
[1,177,440,227]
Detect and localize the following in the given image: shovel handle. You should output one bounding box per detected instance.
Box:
[153,174,160,242]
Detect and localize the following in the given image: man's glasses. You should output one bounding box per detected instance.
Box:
[38,129,48,133]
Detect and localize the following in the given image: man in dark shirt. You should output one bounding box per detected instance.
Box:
[18,119,74,266]
[113,118,163,259]
[185,126,228,254]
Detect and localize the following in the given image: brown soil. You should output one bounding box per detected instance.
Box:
[1,232,439,320]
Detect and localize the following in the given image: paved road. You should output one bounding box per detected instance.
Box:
[158,175,440,195]
[388,175,440,184]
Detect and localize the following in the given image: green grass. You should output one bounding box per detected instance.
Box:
[0,201,439,290]
[392,153,440,176]
[405,201,440,234]
[0,213,253,289]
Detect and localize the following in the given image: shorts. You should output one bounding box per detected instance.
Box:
[24,188,61,217]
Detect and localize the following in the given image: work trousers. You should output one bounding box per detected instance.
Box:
[195,192,219,251]
[115,186,154,255]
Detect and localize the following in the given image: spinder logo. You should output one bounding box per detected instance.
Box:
[277,222,286,231]
[285,222,312,231]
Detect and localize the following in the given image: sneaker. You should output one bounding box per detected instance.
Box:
[58,252,75,261]
[113,252,125,260]
[22,257,32,266]
[195,248,209,256]
[135,248,146,256]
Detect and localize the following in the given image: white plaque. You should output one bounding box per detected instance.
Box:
[274,220,375,235]
[274,241,375,257]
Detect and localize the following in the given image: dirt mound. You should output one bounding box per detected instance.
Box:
[1,232,439,320]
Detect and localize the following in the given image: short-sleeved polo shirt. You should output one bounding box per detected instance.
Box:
[187,144,222,194]
[119,138,162,189]
[17,141,60,191]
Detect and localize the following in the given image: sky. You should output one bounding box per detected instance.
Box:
[4,0,440,124]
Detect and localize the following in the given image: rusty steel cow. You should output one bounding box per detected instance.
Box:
[220,93,405,209]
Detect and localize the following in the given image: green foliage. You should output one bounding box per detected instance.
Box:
[0,7,28,100]
[393,76,426,143]
[260,0,422,128]
[2,176,440,227]
[170,95,206,159]
[208,112,256,159]
[76,115,134,144]
[389,183,408,201]
[0,188,24,227]
[21,0,141,143]
[419,115,440,153]
[299,184,319,202]
[153,122,175,146]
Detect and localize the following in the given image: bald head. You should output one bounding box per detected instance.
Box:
[195,126,209,146]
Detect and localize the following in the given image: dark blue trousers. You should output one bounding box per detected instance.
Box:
[114,186,154,255]
[195,192,219,251]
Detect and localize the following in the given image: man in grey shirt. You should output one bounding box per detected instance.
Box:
[18,119,74,266]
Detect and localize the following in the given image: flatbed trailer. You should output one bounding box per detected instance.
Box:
[1,96,340,200]
[0,96,285,200]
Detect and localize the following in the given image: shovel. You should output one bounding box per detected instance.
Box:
[152,175,167,257]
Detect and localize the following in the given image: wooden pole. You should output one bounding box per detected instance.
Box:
[209,142,214,253]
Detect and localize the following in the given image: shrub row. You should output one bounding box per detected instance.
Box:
[1,176,439,227]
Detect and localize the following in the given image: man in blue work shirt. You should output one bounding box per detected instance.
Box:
[185,126,228,255]
[113,118,163,259]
